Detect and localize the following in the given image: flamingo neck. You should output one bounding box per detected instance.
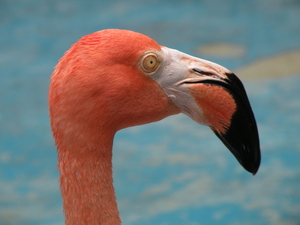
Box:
[58,132,121,225]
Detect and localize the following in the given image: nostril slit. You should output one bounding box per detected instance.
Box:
[192,68,215,76]
[192,68,202,74]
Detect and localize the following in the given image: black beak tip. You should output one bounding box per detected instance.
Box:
[242,154,261,175]
[250,166,259,176]
[211,72,261,175]
[213,128,261,175]
[195,72,261,175]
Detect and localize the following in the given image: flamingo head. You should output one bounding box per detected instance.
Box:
[49,29,260,174]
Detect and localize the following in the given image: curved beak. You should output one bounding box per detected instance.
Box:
[153,47,261,174]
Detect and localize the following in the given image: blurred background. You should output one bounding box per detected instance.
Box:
[1,0,300,224]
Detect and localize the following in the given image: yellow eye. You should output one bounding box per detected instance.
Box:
[141,52,160,73]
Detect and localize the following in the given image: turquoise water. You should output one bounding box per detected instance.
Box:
[1,0,300,224]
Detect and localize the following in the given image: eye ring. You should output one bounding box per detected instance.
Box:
[140,52,160,73]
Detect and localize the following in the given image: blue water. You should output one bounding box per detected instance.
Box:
[1,0,300,224]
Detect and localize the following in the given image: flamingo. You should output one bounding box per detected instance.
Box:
[49,29,260,225]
